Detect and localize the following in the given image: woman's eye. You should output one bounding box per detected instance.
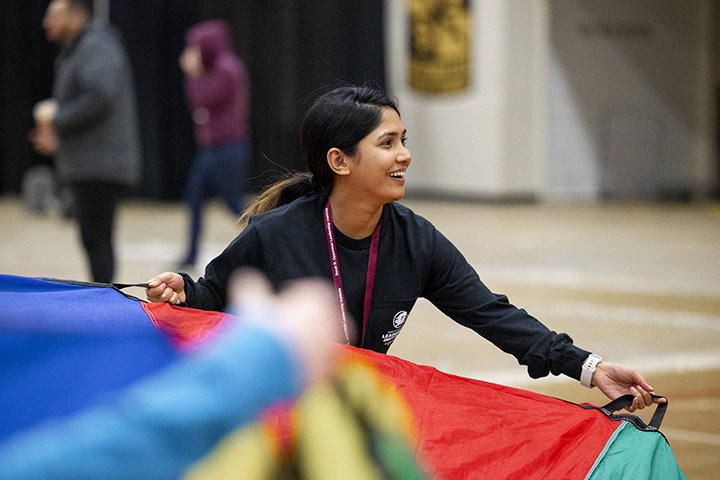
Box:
[401,137,408,146]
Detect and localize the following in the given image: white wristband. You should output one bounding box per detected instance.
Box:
[580,354,602,388]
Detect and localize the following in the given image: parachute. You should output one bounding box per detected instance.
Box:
[0,274,685,479]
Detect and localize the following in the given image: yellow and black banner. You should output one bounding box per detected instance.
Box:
[408,0,472,94]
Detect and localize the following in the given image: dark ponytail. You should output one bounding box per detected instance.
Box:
[237,172,314,230]
[238,85,399,230]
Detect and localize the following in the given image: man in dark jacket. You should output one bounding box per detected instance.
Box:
[30,0,141,283]
[177,20,251,269]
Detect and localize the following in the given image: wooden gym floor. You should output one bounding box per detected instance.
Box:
[1,195,718,477]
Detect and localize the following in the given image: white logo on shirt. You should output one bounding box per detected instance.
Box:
[392,310,408,329]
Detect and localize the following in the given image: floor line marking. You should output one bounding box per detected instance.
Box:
[661,427,720,446]
[462,350,720,386]
[477,264,720,298]
[536,301,720,331]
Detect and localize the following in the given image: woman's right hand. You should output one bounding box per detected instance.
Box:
[146,272,186,305]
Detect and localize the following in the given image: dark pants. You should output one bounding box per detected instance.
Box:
[183,142,249,264]
[71,182,125,284]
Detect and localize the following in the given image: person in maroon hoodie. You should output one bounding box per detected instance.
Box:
[178,19,250,269]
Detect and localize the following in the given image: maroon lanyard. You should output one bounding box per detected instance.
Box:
[323,200,381,345]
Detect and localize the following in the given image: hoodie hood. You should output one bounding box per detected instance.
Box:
[186,20,234,68]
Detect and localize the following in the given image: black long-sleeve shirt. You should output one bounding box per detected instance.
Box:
[183,193,589,380]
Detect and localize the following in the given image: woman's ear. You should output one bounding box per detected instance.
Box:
[327,147,350,176]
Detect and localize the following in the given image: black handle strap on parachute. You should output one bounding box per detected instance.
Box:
[593,394,668,431]
[110,282,150,302]
[38,278,149,300]
[113,283,150,289]
[40,277,146,290]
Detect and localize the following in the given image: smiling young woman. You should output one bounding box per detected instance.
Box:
[147,85,664,413]
[326,106,411,239]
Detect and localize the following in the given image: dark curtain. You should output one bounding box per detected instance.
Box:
[0,0,385,199]
[110,0,198,199]
[0,2,56,193]
[200,1,387,190]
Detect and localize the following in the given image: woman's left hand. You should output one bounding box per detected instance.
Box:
[592,361,666,412]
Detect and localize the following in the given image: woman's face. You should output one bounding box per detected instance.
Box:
[343,107,411,204]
